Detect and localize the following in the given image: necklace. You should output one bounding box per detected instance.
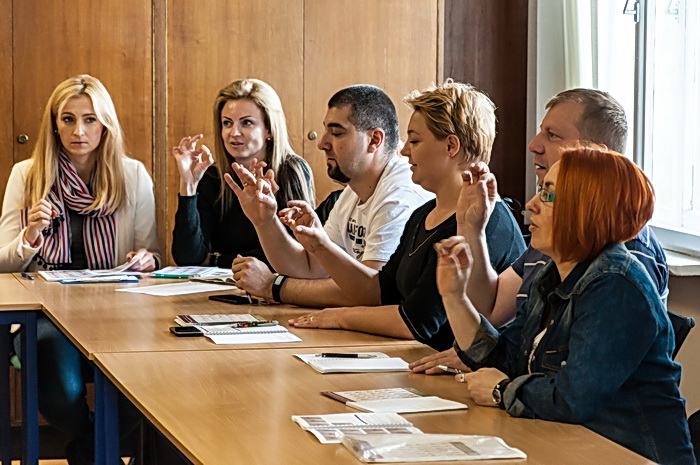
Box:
[408,228,440,257]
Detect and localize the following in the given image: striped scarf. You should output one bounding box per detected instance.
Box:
[23,154,116,269]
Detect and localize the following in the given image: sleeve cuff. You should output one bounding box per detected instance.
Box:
[503,373,545,417]
[453,314,500,367]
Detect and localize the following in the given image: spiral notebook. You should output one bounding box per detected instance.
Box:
[321,387,468,413]
[198,324,301,345]
[294,353,410,374]
[291,413,422,444]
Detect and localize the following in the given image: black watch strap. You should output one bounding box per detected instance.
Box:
[271,274,287,303]
[495,378,512,409]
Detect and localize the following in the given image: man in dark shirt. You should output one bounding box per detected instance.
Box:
[411,88,669,373]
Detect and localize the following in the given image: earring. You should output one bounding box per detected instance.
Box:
[267,137,272,141]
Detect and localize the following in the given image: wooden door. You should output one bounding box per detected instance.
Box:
[303,0,441,202]
[165,0,304,265]
[4,0,153,206]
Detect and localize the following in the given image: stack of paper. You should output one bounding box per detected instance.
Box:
[200,325,301,345]
[291,413,422,444]
[294,353,410,374]
[322,387,467,413]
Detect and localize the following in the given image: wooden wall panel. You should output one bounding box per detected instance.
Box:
[303,0,440,202]
[0,0,11,210]
[166,0,304,265]
[444,0,529,228]
[12,0,153,171]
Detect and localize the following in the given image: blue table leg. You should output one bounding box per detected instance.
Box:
[20,312,39,465]
[0,328,10,465]
[93,365,119,465]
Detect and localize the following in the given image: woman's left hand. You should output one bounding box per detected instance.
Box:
[125,248,157,272]
[458,367,509,407]
[288,309,342,329]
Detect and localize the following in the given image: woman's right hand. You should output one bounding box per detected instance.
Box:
[23,199,55,247]
[434,236,473,299]
[173,134,214,196]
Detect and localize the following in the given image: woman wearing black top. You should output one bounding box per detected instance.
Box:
[171,78,315,268]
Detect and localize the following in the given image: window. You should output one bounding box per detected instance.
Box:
[532,0,700,256]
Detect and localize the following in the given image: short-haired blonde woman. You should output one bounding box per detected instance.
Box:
[288,80,525,349]
[0,74,159,272]
[171,78,315,268]
[0,74,158,462]
[437,148,694,464]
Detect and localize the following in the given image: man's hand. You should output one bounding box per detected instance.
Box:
[278,200,330,253]
[231,255,276,300]
[409,347,470,374]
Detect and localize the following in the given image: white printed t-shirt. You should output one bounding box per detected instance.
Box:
[323,155,433,262]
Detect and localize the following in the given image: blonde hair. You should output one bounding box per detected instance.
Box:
[404,79,496,165]
[23,74,128,213]
[212,78,315,210]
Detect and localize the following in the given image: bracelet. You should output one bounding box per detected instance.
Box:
[271,274,287,303]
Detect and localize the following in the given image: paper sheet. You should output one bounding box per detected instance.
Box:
[116,281,237,296]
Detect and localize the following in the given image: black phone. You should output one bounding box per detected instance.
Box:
[169,326,203,337]
[208,294,259,305]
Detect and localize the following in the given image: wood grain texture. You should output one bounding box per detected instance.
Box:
[21,276,416,357]
[95,347,654,465]
[12,0,153,171]
[303,0,439,201]
[444,0,529,229]
[0,0,11,210]
[165,0,304,265]
[0,274,42,311]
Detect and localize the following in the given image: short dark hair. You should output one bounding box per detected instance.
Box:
[546,88,628,153]
[328,85,399,155]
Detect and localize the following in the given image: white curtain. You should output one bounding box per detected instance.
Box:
[562,0,596,88]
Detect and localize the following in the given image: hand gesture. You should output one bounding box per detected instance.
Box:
[125,248,157,272]
[278,200,328,253]
[460,367,509,407]
[173,134,214,196]
[231,255,276,300]
[456,162,498,237]
[23,199,56,247]
[224,161,278,225]
[434,236,473,299]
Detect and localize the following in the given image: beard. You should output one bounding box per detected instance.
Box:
[327,162,351,183]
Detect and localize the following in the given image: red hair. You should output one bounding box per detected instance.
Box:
[552,147,654,263]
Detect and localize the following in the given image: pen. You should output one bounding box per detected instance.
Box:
[437,365,466,374]
[229,321,277,328]
[152,273,190,279]
[20,272,35,280]
[318,353,377,359]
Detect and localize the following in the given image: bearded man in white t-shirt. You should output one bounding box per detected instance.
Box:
[228,85,433,307]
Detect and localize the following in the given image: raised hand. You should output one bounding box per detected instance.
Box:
[278,200,328,253]
[224,161,278,225]
[173,134,214,196]
[434,236,473,299]
[456,162,498,237]
[23,199,56,247]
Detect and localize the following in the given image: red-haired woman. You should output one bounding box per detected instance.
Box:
[436,148,694,464]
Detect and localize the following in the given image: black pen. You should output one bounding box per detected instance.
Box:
[20,272,35,280]
[318,353,377,359]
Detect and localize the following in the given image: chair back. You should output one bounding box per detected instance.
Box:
[668,311,695,360]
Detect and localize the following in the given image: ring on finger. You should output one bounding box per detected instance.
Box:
[310,316,314,322]
[242,182,248,187]
[458,373,465,383]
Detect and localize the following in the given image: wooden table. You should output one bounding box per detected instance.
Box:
[0,274,42,465]
[94,345,653,465]
[20,278,416,357]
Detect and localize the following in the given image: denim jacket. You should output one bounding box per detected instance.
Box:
[456,243,694,464]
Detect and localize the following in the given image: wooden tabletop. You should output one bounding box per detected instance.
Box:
[0,274,42,311]
[17,277,417,358]
[95,345,653,465]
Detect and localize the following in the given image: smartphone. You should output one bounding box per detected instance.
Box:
[169,326,203,337]
[208,294,259,305]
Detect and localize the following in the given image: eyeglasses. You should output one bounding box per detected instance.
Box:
[536,185,555,203]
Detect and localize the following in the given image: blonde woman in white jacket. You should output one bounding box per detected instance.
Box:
[0,75,158,463]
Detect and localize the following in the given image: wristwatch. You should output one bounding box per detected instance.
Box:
[492,378,512,409]
[271,273,287,303]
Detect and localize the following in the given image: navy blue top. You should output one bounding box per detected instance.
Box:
[456,243,693,464]
[379,199,525,351]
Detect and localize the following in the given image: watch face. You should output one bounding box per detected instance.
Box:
[492,387,502,405]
